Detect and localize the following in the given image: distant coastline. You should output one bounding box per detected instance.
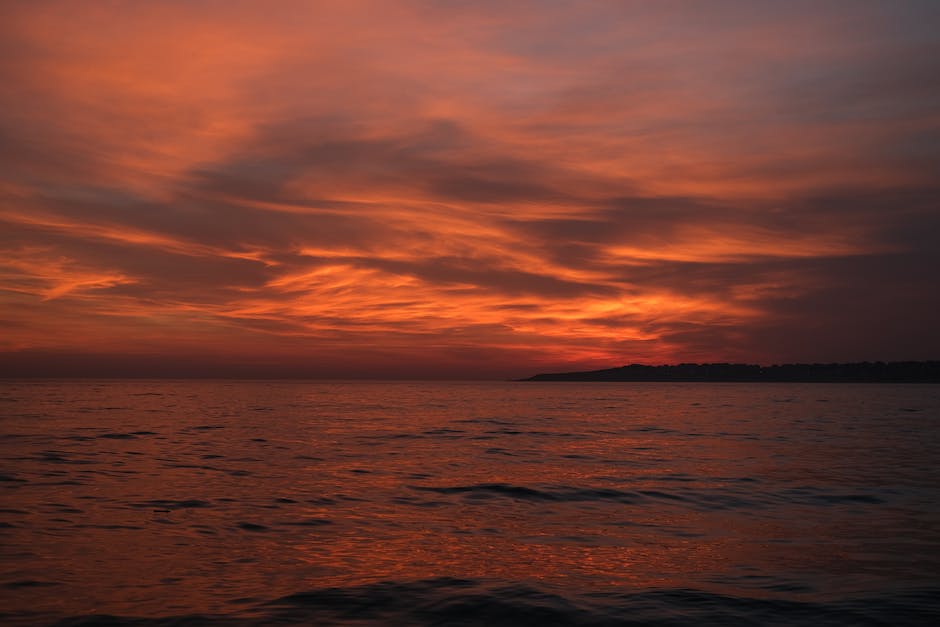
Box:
[522,361,940,383]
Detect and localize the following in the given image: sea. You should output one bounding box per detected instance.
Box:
[1,380,939,626]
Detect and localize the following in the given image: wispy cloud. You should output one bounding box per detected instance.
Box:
[1,1,938,377]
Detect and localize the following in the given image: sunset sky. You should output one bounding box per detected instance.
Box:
[2,1,938,379]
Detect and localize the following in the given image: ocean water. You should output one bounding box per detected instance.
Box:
[1,380,939,626]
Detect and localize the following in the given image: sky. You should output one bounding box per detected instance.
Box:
[1,1,939,379]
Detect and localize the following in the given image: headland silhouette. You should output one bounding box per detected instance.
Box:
[523,361,940,382]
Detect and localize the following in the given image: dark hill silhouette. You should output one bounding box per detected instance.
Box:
[522,361,940,382]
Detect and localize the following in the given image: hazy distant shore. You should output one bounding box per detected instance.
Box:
[523,361,940,382]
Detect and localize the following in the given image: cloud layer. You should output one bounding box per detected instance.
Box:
[2,1,939,378]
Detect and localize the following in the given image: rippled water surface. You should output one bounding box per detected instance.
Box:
[1,380,939,625]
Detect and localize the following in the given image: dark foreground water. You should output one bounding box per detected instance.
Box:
[1,380,939,626]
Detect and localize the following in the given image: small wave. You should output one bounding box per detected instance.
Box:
[423,428,466,435]
[483,428,583,439]
[410,483,643,503]
[280,518,333,527]
[778,486,886,505]
[132,499,213,511]
[406,483,891,511]
[3,580,61,589]
[44,580,940,626]
[29,451,96,465]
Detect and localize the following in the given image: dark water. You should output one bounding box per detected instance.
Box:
[1,380,939,626]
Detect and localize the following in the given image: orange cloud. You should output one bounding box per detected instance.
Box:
[1,1,938,377]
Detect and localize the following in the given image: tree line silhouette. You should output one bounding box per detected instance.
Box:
[524,361,940,382]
